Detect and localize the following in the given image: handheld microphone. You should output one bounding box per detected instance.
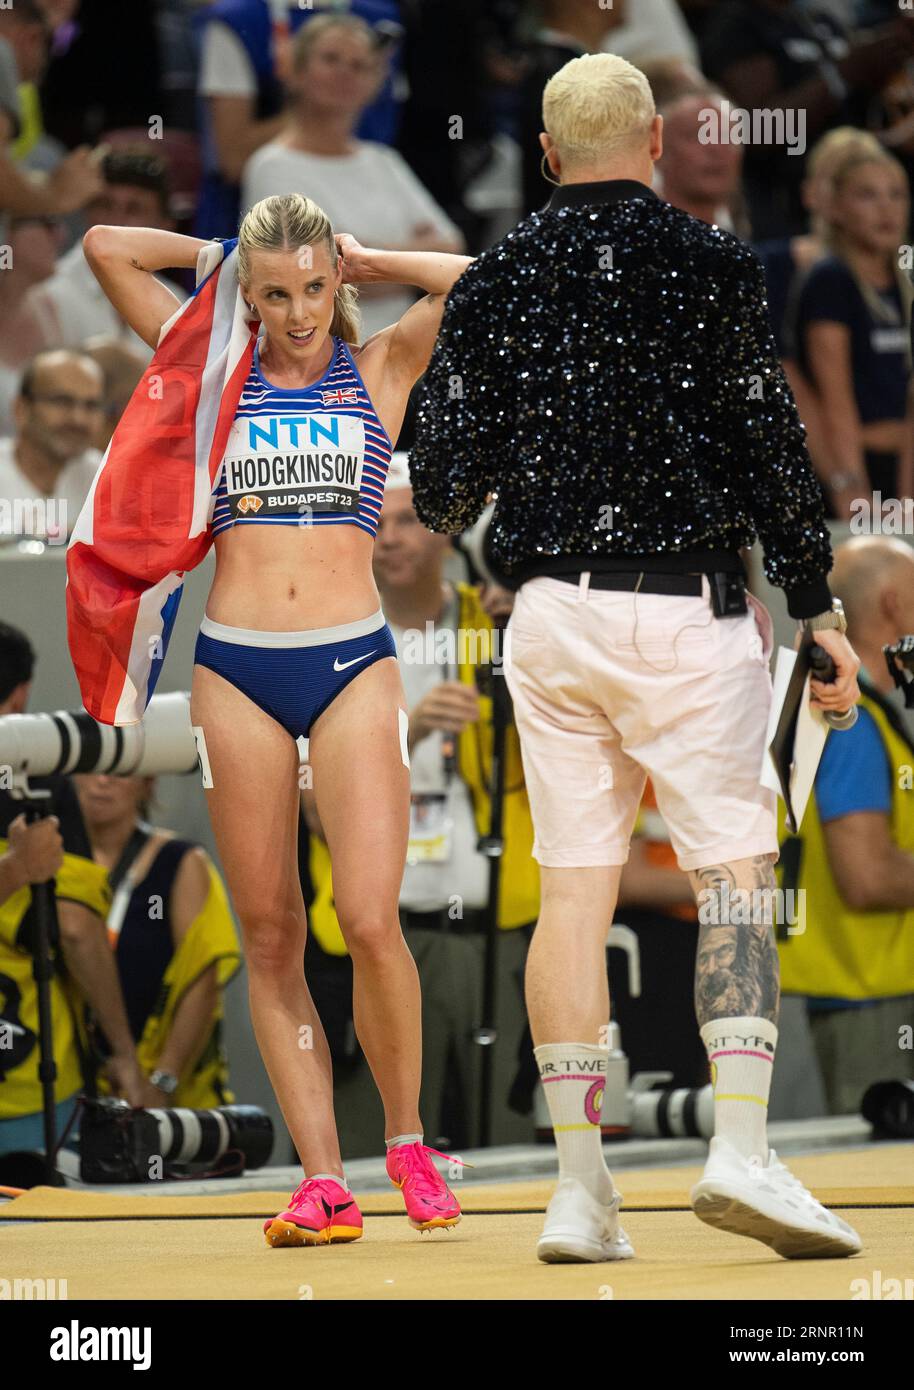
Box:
[809,644,858,730]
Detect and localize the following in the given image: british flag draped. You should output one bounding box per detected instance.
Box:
[65,238,257,726]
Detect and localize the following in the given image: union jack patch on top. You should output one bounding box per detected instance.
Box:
[320,387,360,405]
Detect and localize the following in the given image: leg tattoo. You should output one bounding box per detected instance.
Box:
[690,856,780,1027]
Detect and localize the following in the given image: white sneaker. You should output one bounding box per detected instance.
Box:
[690,1136,862,1259]
[537,1177,635,1264]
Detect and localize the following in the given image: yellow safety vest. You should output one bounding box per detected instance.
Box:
[94,851,241,1109]
[306,582,540,954]
[0,842,110,1116]
[776,689,914,999]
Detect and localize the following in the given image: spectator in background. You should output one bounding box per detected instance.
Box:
[38,0,164,151]
[193,0,403,242]
[755,126,884,499]
[518,0,626,216]
[776,536,914,1115]
[654,88,747,235]
[758,126,884,356]
[676,0,723,46]
[0,215,62,438]
[0,348,103,544]
[81,337,147,452]
[0,0,103,247]
[72,770,241,1112]
[27,147,186,361]
[242,15,463,342]
[605,0,700,67]
[793,144,913,514]
[701,0,914,237]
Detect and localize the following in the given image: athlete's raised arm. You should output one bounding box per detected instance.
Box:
[82,225,212,352]
[334,233,473,385]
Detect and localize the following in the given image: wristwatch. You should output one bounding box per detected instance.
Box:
[800,598,847,635]
[149,1069,179,1096]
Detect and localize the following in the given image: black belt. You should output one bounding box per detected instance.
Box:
[552,570,706,595]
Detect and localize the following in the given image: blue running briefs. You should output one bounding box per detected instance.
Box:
[193,608,397,740]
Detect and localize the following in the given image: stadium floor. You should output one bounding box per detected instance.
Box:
[2,1142,911,1300]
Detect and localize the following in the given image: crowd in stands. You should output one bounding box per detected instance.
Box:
[1,2,913,1156]
[0,0,912,538]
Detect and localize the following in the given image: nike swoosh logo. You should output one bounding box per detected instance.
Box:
[333,649,377,671]
[321,1198,355,1218]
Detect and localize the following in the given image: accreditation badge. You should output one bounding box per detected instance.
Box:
[406,792,454,864]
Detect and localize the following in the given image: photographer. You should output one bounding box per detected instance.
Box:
[0,622,146,1158]
[72,770,241,1112]
[777,536,914,1114]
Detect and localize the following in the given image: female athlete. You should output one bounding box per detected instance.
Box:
[83,191,472,1245]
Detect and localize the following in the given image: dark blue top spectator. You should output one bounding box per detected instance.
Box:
[193,0,403,241]
[795,256,908,425]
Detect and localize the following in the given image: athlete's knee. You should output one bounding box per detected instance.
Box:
[237,900,305,972]
[339,908,401,960]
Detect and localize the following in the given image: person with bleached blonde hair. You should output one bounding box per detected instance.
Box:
[410,48,864,1264]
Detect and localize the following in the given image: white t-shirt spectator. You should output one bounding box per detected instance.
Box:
[241,140,463,340]
[27,242,187,362]
[0,437,101,544]
[604,0,699,65]
[199,20,257,98]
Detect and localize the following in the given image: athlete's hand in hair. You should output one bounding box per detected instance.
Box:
[335,232,382,285]
[5,812,64,886]
[409,682,481,751]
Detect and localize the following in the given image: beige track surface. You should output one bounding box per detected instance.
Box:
[2,1146,911,1299]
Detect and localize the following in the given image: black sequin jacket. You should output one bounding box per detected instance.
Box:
[408,179,833,619]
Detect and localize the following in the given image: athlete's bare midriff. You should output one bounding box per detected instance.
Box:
[207,521,382,630]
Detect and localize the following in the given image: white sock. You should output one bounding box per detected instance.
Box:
[535,1042,616,1205]
[385,1132,423,1149]
[309,1171,350,1192]
[700,1016,777,1162]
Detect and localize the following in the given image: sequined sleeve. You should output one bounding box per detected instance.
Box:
[408,256,505,534]
[712,249,833,617]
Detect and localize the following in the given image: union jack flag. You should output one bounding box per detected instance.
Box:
[320,387,360,405]
[65,238,258,725]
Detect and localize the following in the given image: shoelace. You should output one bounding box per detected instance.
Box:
[289,1177,350,1212]
[749,1151,818,1204]
[396,1143,472,1200]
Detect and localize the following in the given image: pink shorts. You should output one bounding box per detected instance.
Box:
[503,573,779,872]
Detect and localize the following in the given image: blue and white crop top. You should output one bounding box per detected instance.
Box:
[210,335,393,539]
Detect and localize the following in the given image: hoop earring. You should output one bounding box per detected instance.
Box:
[540,151,560,187]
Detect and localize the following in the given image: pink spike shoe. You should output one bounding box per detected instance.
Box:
[386,1141,466,1232]
[264,1176,363,1247]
